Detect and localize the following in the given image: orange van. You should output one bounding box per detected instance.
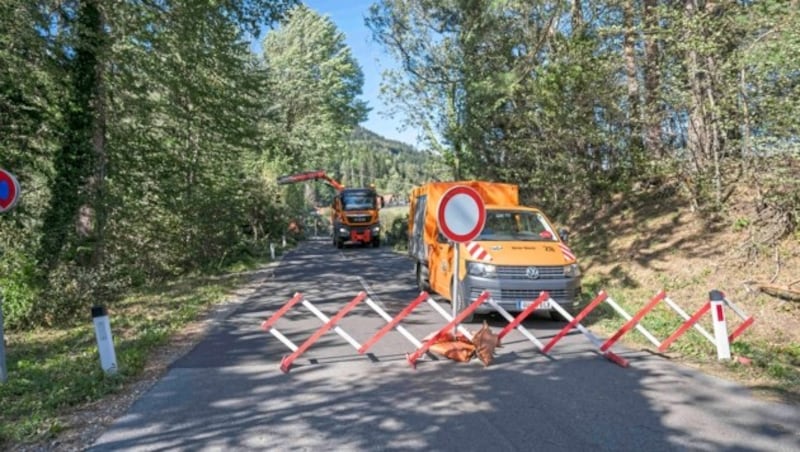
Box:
[408,181,582,321]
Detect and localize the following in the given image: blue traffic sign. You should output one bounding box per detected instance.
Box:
[0,169,20,212]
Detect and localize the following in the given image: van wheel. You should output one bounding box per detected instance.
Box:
[453,279,475,323]
[549,307,574,322]
[415,263,430,292]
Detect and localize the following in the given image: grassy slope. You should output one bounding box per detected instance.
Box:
[569,187,800,403]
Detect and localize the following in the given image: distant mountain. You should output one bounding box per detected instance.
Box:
[341,126,449,197]
[350,126,418,155]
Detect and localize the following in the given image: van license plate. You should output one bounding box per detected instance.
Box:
[516,299,551,310]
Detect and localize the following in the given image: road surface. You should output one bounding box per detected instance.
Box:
[90,238,800,451]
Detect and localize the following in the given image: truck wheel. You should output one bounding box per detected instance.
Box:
[415,263,430,292]
[452,279,475,323]
[371,237,380,248]
[336,238,344,249]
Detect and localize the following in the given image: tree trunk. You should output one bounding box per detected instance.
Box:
[87,1,108,269]
[571,0,582,31]
[642,0,662,157]
[39,0,108,270]
[623,0,642,152]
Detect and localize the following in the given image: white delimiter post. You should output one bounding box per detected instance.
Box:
[709,290,731,361]
[92,306,118,374]
[0,293,7,383]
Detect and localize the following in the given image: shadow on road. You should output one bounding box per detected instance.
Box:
[89,239,800,451]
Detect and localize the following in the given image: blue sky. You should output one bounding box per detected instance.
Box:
[253,1,419,148]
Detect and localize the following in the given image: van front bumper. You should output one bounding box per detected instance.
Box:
[463,275,582,314]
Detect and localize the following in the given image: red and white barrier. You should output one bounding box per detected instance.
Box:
[542,291,629,367]
[358,292,428,354]
[260,292,305,353]
[599,291,665,354]
[261,285,754,373]
[721,293,755,346]
[406,292,490,368]
[658,300,712,352]
[260,292,369,373]
[603,294,663,349]
[487,292,549,352]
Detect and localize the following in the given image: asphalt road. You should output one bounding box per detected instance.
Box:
[90,238,800,451]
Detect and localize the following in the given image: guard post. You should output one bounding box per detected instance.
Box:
[710,290,731,360]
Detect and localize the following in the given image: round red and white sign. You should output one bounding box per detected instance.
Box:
[437,185,486,243]
[0,168,21,213]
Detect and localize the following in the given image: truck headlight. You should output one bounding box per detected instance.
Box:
[372,226,380,232]
[563,264,581,278]
[467,262,497,278]
[339,227,348,234]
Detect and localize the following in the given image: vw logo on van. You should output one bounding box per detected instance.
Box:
[525,266,540,279]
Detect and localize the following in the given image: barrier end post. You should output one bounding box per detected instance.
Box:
[604,351,630,368]
[279,356,293,373]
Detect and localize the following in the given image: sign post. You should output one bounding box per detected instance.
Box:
[436,186,486,329]
[0,168,22,383]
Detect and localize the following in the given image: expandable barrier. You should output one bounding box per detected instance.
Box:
[568,288,755,361]
[261,290,488,373]
[260,292,368,373]
[260,286,754,373]
[541,291,630,368]
[658,290,754,360]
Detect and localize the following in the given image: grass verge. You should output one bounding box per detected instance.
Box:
[0,256,275,447]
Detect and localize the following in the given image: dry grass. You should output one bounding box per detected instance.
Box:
[571,186,800,403]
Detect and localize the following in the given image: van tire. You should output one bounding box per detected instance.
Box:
[415,263,430,292]
[549,307,575,322]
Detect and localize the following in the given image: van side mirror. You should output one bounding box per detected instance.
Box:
[558,227,570,243]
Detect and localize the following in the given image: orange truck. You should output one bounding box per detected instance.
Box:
[277,170,383,248]
[408,181,582,321]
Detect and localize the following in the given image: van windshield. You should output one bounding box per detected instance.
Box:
[478,210,558,241]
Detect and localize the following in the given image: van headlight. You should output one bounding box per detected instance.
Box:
[563,264,581,278]
[467,262,497,278]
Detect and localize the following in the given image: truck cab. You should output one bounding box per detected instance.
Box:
[408,182,582,320]
[332,188,382,248]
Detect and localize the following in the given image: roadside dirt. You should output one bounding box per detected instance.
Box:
[571,185,800,403]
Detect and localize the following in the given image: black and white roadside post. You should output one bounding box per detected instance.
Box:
[0,168,22,383]
[92,306,118,375]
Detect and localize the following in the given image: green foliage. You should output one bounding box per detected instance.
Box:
[379,206,409,249]
[261,5,368,170]
[0,0,305,330]
[733,217,751,231]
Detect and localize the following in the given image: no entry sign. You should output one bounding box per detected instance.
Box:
[0,169,20,213]
[437,185,486,243]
